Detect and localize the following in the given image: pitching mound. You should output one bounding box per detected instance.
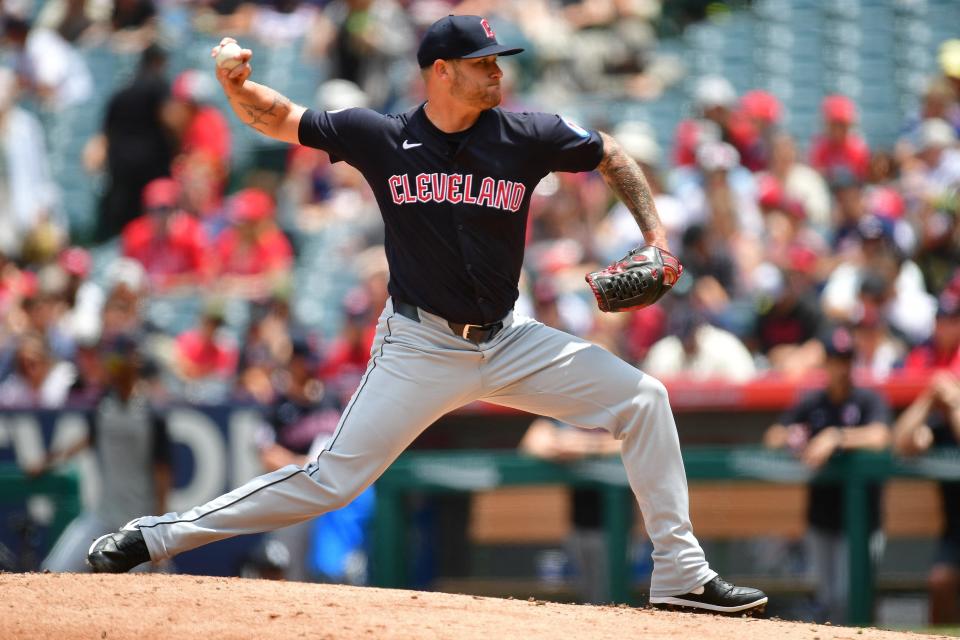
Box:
[0,573,949,640]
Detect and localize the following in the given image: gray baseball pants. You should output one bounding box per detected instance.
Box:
[138,298,716,597]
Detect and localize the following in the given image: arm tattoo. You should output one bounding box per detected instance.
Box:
[597,132,661,235]
[232,88,291,134]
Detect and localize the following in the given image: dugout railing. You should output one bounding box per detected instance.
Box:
[0,465,81,570]
[371,447,960,626]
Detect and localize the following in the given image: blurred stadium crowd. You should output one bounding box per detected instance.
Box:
[0,0,959,624]
[0,0,957,408]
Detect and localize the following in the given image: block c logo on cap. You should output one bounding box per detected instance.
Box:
[480,18,495,39]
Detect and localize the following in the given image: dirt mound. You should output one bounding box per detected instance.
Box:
[0,573,948,640]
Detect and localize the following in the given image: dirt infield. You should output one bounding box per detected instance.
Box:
[0,573,951,640]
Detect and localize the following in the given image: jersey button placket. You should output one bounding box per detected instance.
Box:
[453,206,485,316]
[449,154,487,319]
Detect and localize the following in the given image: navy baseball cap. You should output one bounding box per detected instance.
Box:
[821,326,855,360]
[417,15,524,69]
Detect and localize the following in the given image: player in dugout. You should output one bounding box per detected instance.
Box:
[764,326,892,623]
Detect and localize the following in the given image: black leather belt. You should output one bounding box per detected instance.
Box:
[393,300,504,344]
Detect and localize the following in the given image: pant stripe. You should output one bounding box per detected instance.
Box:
[316,310,395,461]
[141,312,398,529]
[138,467,308,529]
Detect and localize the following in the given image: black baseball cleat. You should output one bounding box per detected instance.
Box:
[648,576,768,614]
[87,519,151,573]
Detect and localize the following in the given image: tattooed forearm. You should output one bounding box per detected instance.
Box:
[226,82,293,136]
[597,131,664,241]
[233,91,290,133]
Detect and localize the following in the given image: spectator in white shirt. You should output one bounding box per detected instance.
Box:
[3,15,94,109]
[643,306,756,382]
[0,332,75,408]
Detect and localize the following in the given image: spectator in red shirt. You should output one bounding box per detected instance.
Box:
[216,188,293,299]
[673,75,763,171]
[121,177,211,291]
[168,69,231,215]
[903,294,960,374]
[809,95,871,182]
[174,302,238,382]
[167,69,231,202]
[172,148,225,221]
[739,89,783,171]
[756,174,826,273]
[169,69,231,161]
[0,251,35,319]
[741,89,782,131]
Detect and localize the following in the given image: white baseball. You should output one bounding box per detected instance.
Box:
[216,42,243,71]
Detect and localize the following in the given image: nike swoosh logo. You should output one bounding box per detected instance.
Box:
[402,140,422,150]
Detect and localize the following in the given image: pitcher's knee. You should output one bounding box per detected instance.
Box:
[612,374,672,440]
[638,374,670,406]
[328,493,357,512]
[304,459,369,511]
[317,481,367,513]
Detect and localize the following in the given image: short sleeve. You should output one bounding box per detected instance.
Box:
[298,107,388,165]
[531,112,605,173]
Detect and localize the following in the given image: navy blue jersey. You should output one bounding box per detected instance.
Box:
[298,104,604,324]
[779,387,891,532]
[265,392,344,456]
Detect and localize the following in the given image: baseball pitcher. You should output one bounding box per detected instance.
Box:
[89,15,767,614]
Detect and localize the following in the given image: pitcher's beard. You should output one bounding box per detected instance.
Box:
[451,78,502,110]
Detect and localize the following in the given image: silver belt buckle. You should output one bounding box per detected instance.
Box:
[461,323,479,340]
